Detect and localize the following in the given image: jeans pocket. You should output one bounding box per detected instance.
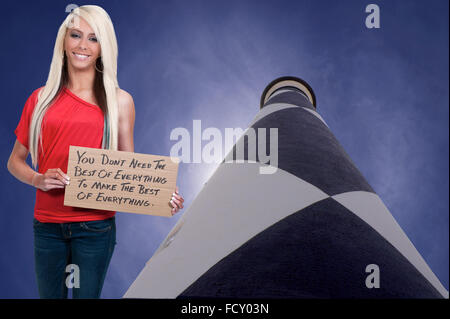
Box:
[80,218,113,233]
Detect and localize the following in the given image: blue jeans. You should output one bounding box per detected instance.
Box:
[33,217,116,299]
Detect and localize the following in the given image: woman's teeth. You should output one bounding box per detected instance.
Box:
[73,52,90,61]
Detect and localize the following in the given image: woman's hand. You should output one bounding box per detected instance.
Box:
[169,186,184,216]
[32,168,70,191]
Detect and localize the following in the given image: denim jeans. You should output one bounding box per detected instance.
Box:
[33,216,116,299]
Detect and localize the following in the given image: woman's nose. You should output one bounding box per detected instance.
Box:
[78,37,89,50]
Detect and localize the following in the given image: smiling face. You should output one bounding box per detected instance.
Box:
[64,16,101,71]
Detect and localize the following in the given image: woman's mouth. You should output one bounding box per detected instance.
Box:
[72,52,91,61]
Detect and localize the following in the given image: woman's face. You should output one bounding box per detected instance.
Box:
[64,17,101,71]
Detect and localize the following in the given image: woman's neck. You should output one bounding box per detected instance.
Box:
[66,64,96,92]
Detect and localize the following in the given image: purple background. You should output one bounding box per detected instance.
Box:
[0,0,448,298]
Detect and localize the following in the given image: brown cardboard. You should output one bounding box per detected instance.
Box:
[63,146,180,217]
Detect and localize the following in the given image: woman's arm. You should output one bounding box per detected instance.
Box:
[117,88,136,153]
[7,140,37,186]
[116,89,184,214]
[7,140,68,190]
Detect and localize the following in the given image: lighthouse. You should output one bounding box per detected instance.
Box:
[124,76,448,298]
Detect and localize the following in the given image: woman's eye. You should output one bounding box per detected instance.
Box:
[89,37,98,42]
[70,33,80,38]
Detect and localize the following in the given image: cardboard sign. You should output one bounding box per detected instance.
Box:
[64,146,180,217]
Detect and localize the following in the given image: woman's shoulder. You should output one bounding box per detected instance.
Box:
[30,85,45,98]
[115,88,135,120]
[116,88,133,102]
[116,88,135,109]
[24,85,45,107]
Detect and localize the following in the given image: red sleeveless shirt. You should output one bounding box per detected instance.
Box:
[14,86,116,223]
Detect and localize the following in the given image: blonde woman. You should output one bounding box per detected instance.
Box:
[7,5,184,298]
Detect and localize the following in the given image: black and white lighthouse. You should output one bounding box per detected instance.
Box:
[124,76,448,298]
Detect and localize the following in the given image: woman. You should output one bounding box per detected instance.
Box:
[7,5,184,298]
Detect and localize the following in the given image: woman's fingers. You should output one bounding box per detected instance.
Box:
[45,171,64,186]
[34,168,69,191]
[46,178,66,186]
[172,192,184,203]
[57,168,70,183]
[171,192,184,208]
[48,184,65,190]
[170,197,183,209]
[169,203,178,216]
[47,168,69,186]
[46,179,66,188]
[55,168,70,185]
[41,181,65,191]
[169,187,184,215]
[55,174,66,186]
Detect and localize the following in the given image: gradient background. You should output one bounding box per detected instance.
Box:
[0,0,448,298]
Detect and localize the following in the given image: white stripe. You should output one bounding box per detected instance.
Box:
[332,191,449,298]
[263,79,315,106]
[302,107,329,128]
[266,88,293,100]
[248,103,297,127]
[249,103,328,128]
[124,162,329,298]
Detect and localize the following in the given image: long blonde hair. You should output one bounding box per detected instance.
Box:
[29,5,119,168]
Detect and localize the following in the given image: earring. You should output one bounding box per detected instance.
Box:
[95,58,104,73]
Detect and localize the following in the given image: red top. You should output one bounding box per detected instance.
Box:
[14,86,116,223]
